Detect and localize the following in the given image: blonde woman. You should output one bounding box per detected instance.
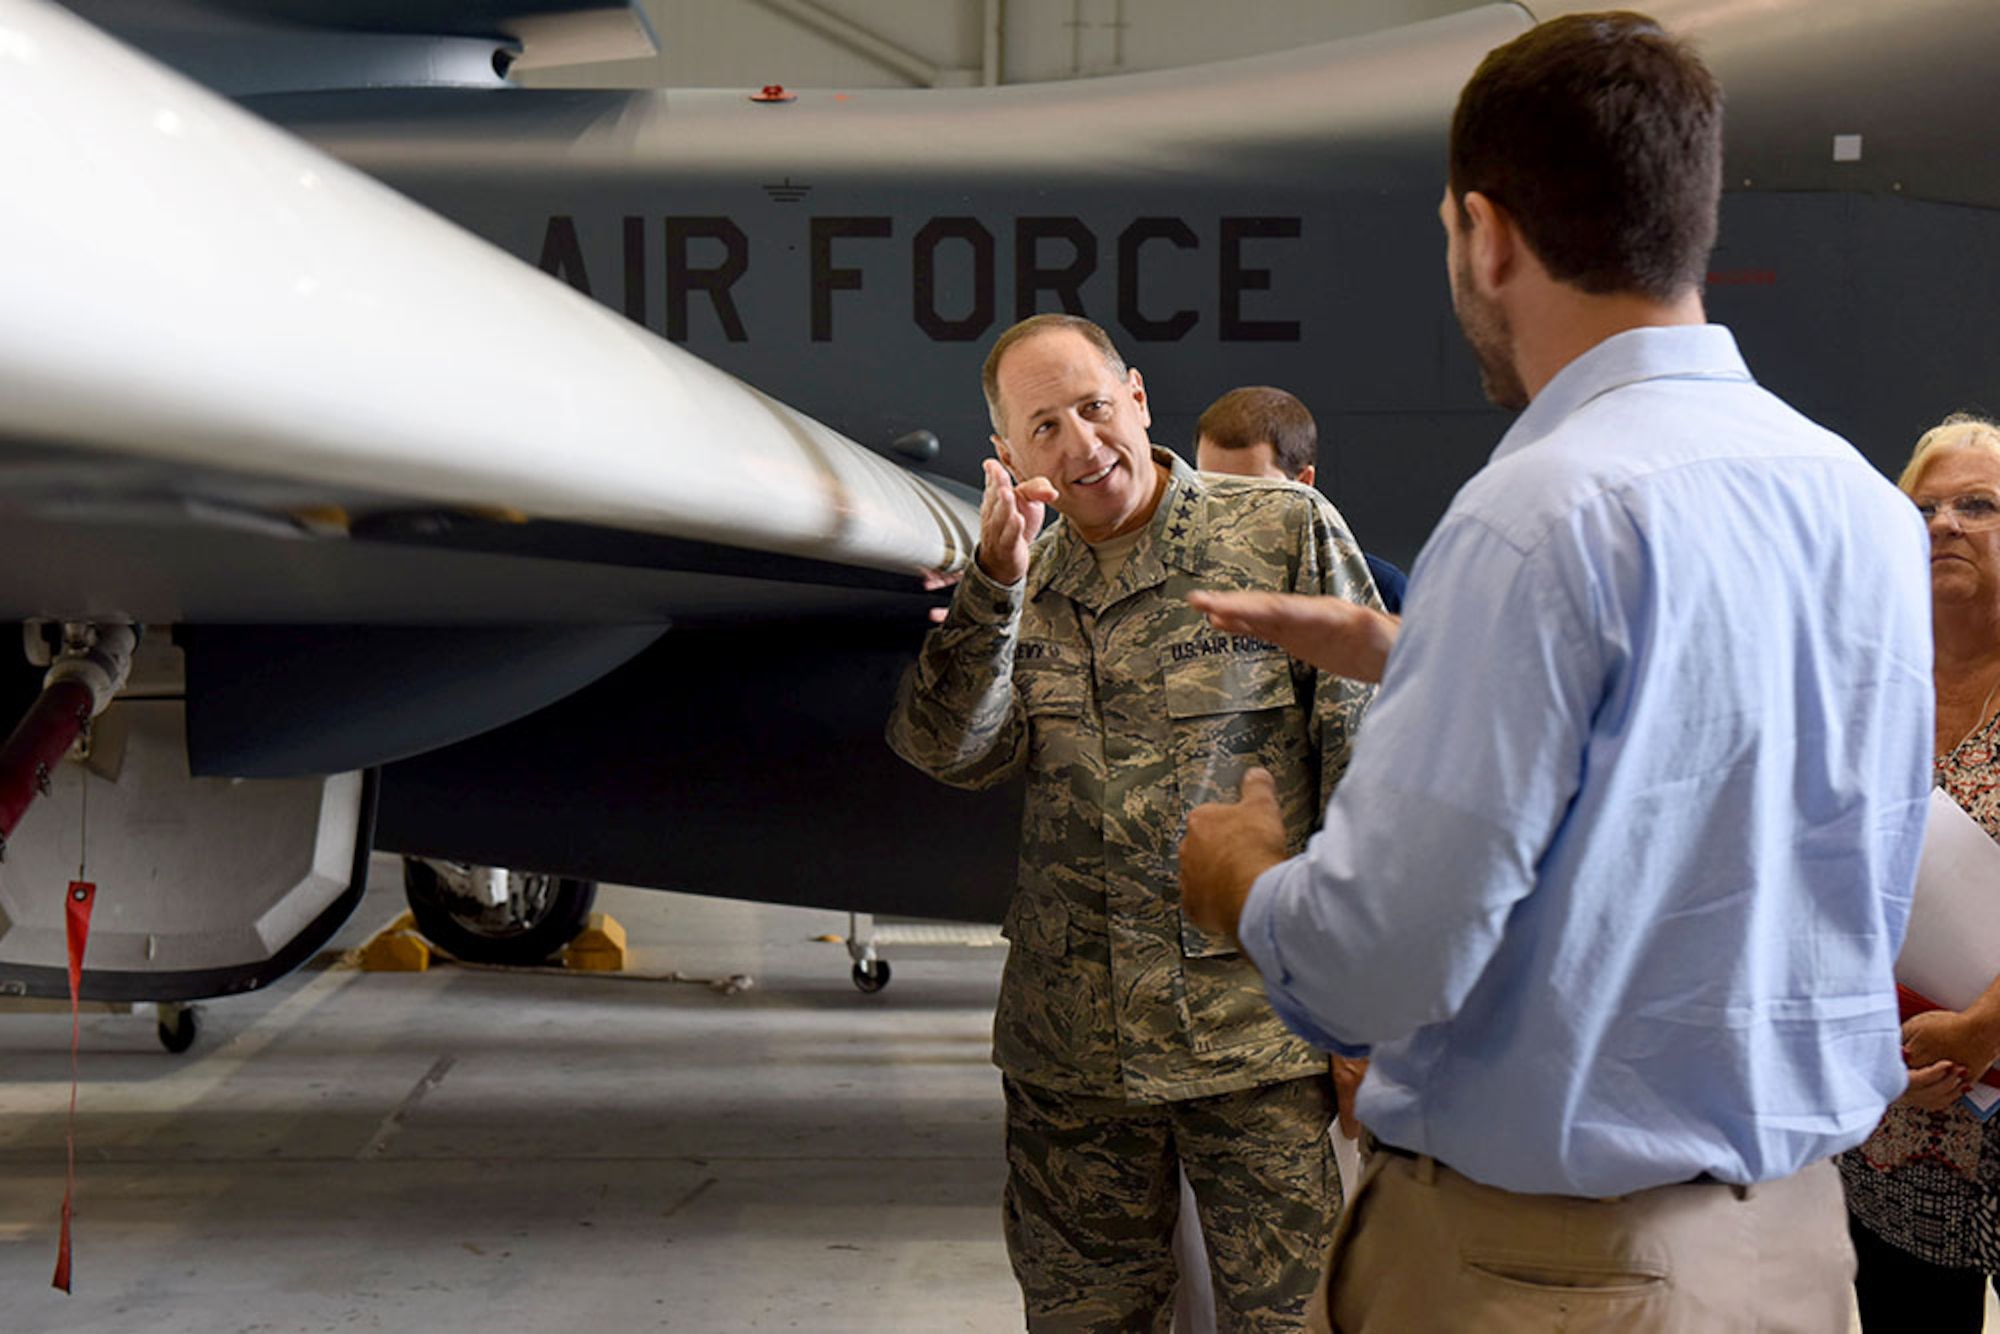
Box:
[1844,414,2000,1329]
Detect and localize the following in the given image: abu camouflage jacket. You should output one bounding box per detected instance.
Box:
[888,449,1379,1102]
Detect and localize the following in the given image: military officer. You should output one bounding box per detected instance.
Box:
[887,313,1378,1332]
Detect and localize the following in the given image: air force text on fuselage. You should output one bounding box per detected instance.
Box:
[537,213,1307,346]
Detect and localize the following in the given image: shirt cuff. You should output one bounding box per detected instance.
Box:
[949,552,1025,626]
[1242,858,1371,1058]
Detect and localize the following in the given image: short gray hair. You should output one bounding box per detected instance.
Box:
[981,314,1127,434]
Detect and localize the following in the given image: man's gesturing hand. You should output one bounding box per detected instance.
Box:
[975,459,1056,585]
[1186,590,1399,684]
[1179,767,1290,942]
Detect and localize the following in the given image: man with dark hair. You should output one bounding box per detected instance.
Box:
[1447,7,1721,305]
[1196,386,1320,486]
[1196,387,1408,614]
[1179,12,1932,1329]
[890,312,1378,1330]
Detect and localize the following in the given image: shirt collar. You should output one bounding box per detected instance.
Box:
[1034,447,1207,608]
[1491,324,1753,465]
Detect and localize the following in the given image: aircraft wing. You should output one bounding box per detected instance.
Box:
[0,0,975,623]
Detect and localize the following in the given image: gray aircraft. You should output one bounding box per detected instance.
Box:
[0,0,1993,1008]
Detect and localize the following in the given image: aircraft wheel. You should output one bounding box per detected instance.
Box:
[403,858,597,966]
[157,1003,199,1054]
[851,959,891,994]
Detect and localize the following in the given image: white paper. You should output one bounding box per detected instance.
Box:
[1895,790,2000,1118]
[1897,788,2000,1008]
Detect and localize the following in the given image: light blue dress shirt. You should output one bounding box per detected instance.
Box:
[1239,325,1935,1197]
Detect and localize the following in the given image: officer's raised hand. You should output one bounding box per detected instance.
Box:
[976,458,1056,585]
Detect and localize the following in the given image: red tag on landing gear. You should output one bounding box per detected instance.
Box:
[53,879,95,1294]
[64,880,94,999]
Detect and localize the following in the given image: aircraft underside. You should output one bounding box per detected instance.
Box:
[0,500,1019,1002]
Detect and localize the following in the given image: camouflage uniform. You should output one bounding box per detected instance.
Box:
[888,448,1378,1332]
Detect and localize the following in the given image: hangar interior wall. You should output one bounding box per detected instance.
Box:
[519,0,1484,91]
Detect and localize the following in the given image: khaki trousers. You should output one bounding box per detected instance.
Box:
[1310,1148,1854,1333]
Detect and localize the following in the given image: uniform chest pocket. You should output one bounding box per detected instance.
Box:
[1162,650,1297,720]
[1015,650,1091,774]
[1164,648,1312,963]
[1015,650,1089,717]
[1162,650,1303,799]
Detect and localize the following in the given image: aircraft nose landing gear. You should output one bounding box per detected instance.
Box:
[401,857,597,966]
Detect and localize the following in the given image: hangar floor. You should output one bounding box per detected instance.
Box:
[2,857,1990,1332]
[0,855,1019,1333]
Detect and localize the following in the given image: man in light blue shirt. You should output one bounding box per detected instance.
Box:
[1179,12,1934,1331]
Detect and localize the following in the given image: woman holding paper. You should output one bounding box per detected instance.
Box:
[1843,413,2000,1330]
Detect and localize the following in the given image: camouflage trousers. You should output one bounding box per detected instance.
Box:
[1002,1073,1339,1333]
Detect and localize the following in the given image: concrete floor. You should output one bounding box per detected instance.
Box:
[3,855,1993,1333]
[0,856,1019,1333]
